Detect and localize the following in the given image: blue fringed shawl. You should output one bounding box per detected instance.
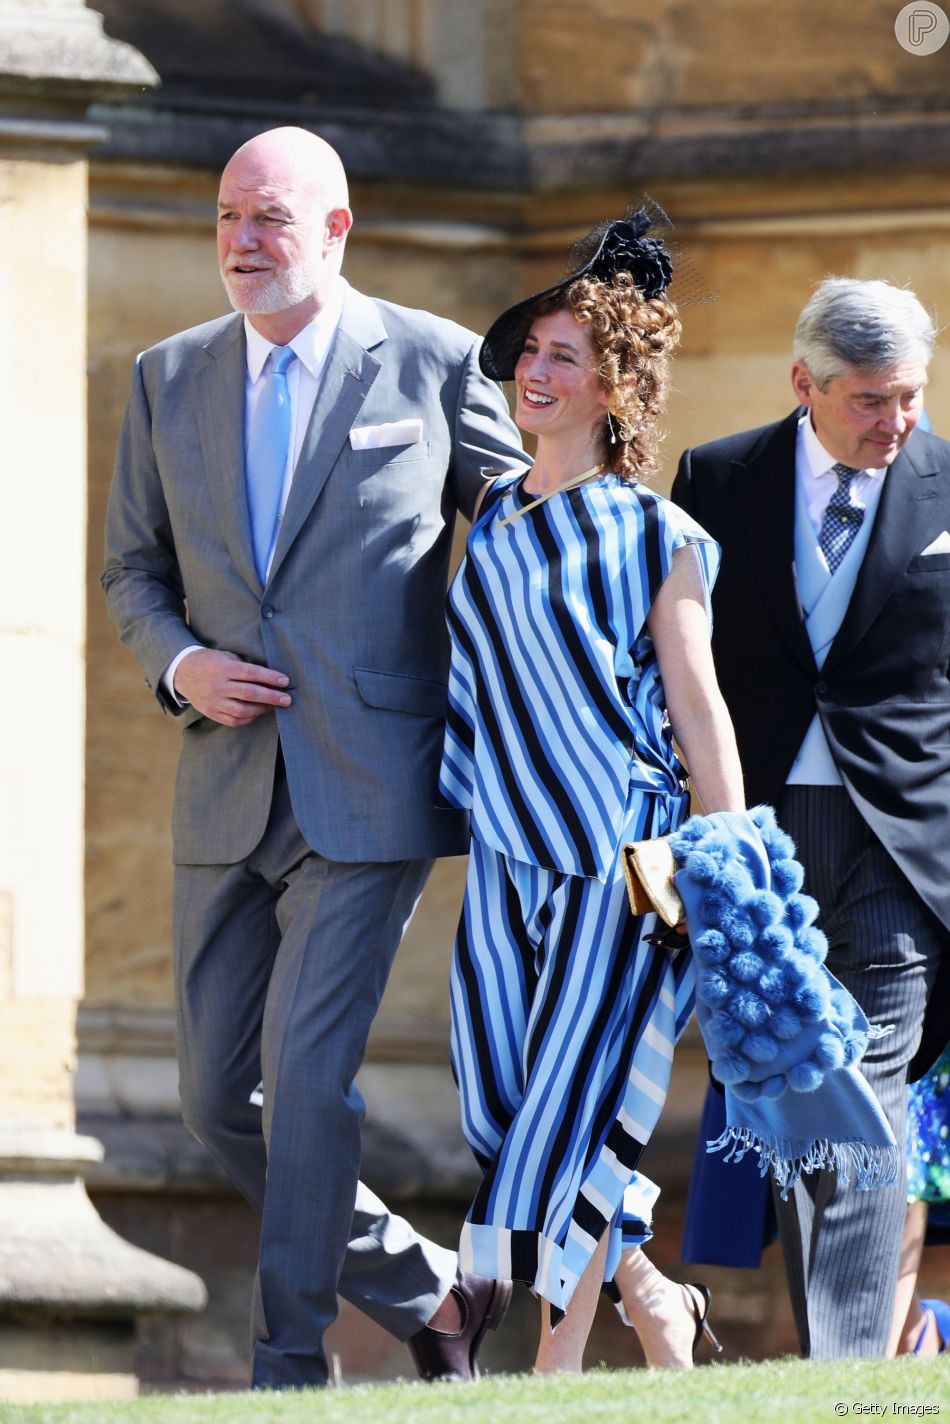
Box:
[670,806,898,1196]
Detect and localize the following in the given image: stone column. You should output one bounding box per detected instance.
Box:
[0,1,205,1403]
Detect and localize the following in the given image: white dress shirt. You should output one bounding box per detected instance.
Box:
[163,282,347,703]
[787,413,886,785]
[797,412,886,545]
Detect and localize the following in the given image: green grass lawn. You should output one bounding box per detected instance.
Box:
[2,1357,950,1424]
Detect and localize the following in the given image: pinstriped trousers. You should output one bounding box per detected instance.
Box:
[773,785,945,1359]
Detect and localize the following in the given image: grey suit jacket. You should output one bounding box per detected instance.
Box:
[103,286,527,865]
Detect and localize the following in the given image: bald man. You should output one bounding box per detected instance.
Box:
[103,127,526,1389]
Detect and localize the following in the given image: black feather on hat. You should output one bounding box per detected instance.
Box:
[479,202,675,383]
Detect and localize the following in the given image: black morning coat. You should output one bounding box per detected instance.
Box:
[672,412,950,1077]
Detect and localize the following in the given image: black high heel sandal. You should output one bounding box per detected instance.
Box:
[685,1283,722,1358]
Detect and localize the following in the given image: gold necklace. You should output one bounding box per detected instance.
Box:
[497,462,606,528]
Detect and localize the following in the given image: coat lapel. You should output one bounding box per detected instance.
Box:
[194,315,261,593]
[733,412,818,676]
[267,288,385,583]
[824,434,948,672]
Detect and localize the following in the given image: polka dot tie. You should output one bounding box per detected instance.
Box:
[818,462,864,575]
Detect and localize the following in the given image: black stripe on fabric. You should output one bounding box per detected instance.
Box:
[526,877,645,1220]
[448,589,556,868]
[473,881,654,1239]
[523,870,585,1083]
[503,858,539,1009]
[510,1231,543,1286]
[469,1172,494,1222]
[537,991,638,1211]
[634,488,665,613]
[533,894,556,976]
[523,497,635,837]
[573,1190,611,1242]
[530,507,634,752]
[454,889,519,1146]
[464,556,595,871]
[539,884,665,1213]
[570,492,615,651]
[444,698,473,752]
[585,943,666,1171]
[602,1113,646,1170]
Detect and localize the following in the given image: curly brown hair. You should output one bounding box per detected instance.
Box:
[532,271,682,482]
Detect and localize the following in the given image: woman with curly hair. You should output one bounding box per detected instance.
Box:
[438,208,746,1372]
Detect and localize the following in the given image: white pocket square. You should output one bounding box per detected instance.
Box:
[920,530,950,555]
[349,419,423,451]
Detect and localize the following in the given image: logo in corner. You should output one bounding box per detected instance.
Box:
[895,1,950,52]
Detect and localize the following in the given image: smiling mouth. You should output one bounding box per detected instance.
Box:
[523,390,555,407]
[229,265,270,275]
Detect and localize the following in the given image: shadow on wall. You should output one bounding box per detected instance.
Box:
[94,0,437,107]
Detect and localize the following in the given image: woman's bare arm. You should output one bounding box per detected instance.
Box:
[646,543,745,815]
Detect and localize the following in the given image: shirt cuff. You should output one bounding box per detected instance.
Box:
[162,645,205,707]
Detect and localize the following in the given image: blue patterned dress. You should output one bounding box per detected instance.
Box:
[439,470,719,1314]
[907,1046,950,1226]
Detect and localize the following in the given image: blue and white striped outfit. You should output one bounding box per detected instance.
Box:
[440,470,719,1316]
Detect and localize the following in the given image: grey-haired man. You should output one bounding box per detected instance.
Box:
[673,277,950,1358]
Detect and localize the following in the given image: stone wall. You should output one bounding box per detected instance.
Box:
[514,0,950,111]
[179,0,950,115]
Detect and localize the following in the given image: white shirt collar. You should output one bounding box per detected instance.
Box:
[243,279,347,382]
[797,412,886,483]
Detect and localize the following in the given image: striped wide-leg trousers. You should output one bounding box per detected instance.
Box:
[451,794,695,1317]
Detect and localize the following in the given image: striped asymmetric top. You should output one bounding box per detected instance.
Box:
[439,471,720,880]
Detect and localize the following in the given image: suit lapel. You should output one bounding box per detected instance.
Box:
[733,412,818,676]
[194,315,261,592]
[824,435,947,672]
[267,288,385,583]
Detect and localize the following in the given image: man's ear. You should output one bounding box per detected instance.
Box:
[791,361,816,408]
[325,206,353,249]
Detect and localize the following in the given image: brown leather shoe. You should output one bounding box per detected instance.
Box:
[407,1271,513,1382]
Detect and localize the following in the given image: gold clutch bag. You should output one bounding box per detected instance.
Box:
[621,836,685,927]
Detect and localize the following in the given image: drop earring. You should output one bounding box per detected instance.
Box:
[606,410,618,445]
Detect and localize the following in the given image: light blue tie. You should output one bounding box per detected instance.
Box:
[245,344,295,583]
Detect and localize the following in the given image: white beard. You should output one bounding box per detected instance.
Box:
[221,256,322,315]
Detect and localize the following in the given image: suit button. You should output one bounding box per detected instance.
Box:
[262,605,275,619]
[816,679,828,695]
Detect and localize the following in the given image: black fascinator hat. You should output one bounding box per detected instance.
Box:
[479,200,676,383]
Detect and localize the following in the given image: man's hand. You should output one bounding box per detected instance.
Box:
[174,649,292,727]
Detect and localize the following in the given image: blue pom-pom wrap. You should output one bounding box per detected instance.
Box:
[670,806,898,1196]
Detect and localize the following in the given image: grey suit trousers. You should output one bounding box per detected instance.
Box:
[173,764,456,1388]
[773,786,944,1359]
